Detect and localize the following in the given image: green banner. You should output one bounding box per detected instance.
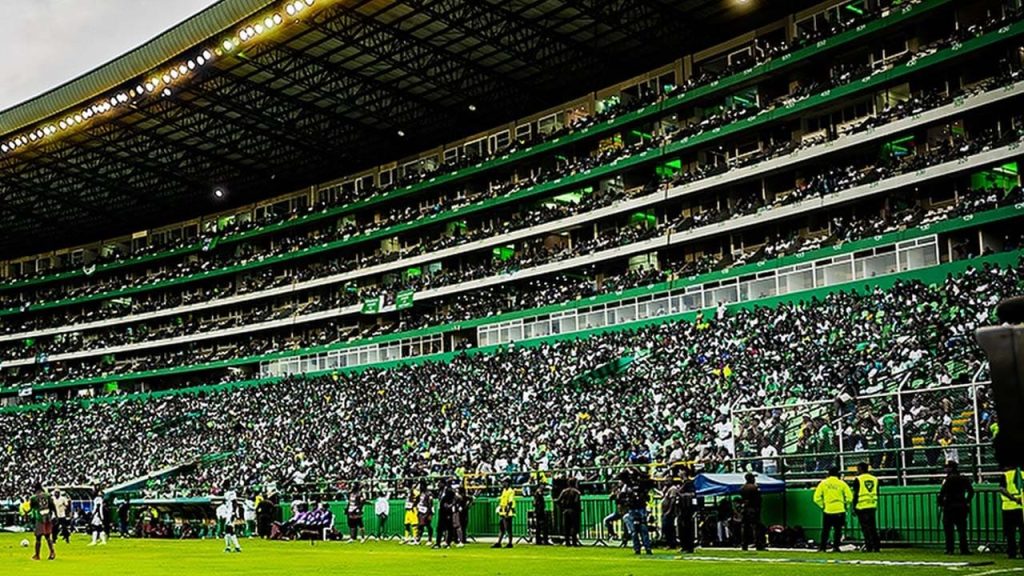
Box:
[396,290,415,310]
[361,296,382,314]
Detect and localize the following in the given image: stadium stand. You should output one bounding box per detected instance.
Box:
[0,259,1017,498]
[2,0,1024,504]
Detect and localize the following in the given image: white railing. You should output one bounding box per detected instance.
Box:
[477,236,938,347]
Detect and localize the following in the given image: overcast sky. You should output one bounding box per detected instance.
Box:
[0,0,219,112]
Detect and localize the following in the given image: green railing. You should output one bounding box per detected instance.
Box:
[0,0,951,295]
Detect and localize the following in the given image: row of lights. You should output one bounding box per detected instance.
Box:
[223,0,314,53]
[1,0,320,157]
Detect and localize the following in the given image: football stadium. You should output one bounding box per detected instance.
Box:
[2,0,1024,574]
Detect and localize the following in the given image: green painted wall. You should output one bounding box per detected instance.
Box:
[280,483,1007,547]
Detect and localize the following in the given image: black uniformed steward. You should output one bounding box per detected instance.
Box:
[677,469,698,553]
[937,461,974,555]
[739,473,765,551]
[532,484,550,545]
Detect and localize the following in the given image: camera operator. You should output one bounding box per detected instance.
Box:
[621,468,654,556]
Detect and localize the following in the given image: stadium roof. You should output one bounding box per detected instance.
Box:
[0,0,815,259]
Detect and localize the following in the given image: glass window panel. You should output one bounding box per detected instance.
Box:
[710,284,739,305]
[679,292,702,311]
[614,304,637,324]
[899,244,938,271]
[815,260,854,287]
[741,277,777,301]
[584,311,606,329]
[779,269,814,294]
[856,252,897,280]
[560,316,577,334]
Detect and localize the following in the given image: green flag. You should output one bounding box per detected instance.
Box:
[396,289,415,310]
[361,296,382,315]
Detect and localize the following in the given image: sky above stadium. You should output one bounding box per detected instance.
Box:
[0,0,219,112]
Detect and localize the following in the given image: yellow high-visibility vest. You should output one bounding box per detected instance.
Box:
[1002,470,1023,512]
[498,488,517,517]
[856,474,879,511]
[814,477,853,515]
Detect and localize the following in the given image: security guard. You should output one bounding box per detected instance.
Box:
[813,466,853,552]
[850,462,881,552]
[492,479,516,549]
[937,461,973,555]
[998,466,1023,559]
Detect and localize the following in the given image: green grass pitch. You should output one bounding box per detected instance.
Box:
[1,534,1020,576]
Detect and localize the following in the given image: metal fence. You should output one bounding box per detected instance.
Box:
[729,377,1000,486]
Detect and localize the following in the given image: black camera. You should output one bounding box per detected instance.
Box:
[974,296,1024,468]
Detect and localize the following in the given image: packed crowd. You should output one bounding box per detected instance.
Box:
[5,81,1023,367]
[3,154,1021,386]
[2,4,1005,318]
[0,257,1017,499]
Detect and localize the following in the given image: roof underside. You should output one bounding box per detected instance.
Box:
[0,0,815,259]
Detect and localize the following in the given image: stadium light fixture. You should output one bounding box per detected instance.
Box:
[1,0,328,157]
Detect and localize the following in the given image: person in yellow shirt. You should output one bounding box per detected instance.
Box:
[850,462,880,552]
[492,479,516,549]
[402,487,419,543]
[998,466,1023,559]
[813,466,853,553]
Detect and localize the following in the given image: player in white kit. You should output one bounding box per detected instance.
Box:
[217,491,243,553]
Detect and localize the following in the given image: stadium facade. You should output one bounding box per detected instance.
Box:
[1,0,1023,499]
